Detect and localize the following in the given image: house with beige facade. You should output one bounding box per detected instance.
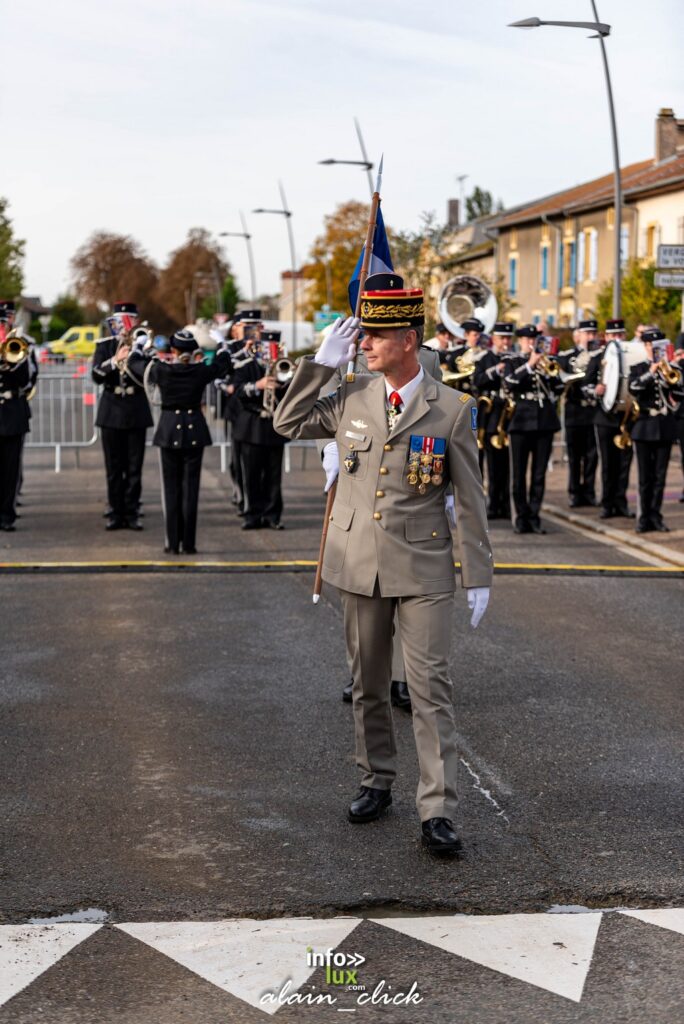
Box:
[456,108,684,328]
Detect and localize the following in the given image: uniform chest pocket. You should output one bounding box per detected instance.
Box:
[338,432,373,481]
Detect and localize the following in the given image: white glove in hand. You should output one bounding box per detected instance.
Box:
[322,441,339,493]
[466,587,490,629]
[444,494,456,527]
[314,316,360,369]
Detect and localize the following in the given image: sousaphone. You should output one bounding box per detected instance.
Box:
[437,274,498,339]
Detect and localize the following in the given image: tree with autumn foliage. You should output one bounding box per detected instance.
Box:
[70,231,168,328]
[304,201,378,318]
[157,229,229,325]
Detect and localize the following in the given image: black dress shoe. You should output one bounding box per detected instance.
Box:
[569,497,583,508]
[342,679,353,703]
[530,521,546,535]
[241,519,262,530]
[613,505,635,518]
[0,522,16,532]
[183,546,198,554]
[513,521,531,534]
[636,523,654,534]
[105,518,125,530]
[599,507,615,519]
[103,507,113,518]
[653,521,670,533]
[164,545,180,554]
[421,817,463,855]
[348,786,392,824]
[584,496,599,507]
[263,519,284,530]
[127,517,144,530]
[391,680,412,712]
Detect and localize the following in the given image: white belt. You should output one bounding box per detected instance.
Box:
[0,390,16,399]
[113,386,135,396]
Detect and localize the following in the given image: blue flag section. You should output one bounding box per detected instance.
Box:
[347,206,393,313]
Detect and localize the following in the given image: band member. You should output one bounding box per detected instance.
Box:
[0,301,35,531]
[127,329,232,553]
[582,318,635,518]
[91,301,153,530]
[318,273,443,712]
[673,341,684,502]
[628,328,684,533]
[274,287,493,856]
[229,328,290,531]
[444,316,486,391]
[557,319,598,507]
[504,324,564,534]
[219,310,263,515]
[473,321,515,520]
[428,322,457,365]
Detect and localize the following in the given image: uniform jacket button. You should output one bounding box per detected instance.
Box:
[379,467,389,475]
[189,424,194,429]
[376,490,385,498]
[176,423,181,429]
[431,530,438,537]
[176,409,180,414]
[373,512,382,521]
[192,440,197,446]
[384,443,392,451]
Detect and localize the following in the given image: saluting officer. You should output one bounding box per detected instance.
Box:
[581,318,635,519]
[274,286,493,856]
[557,319,599,507]
[230,327,290,531]
[318,272,444,712]
[0,300,35,531]
[628,327,684,534]
[127,329,232,553]
[504,324,564,534]
[473,321,514,520]
[92,301,153,530]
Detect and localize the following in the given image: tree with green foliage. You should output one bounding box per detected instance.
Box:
[0,198,25,298]
[465,186,503,222]
[597,260,682,339]
[52,294,85,329]
[198,275,241,319]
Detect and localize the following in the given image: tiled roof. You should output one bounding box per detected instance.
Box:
[495,153,684,228]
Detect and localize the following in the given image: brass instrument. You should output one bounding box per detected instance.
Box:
[476,395,493,450]
[442,348,479,387]
[655,358,682,387]
[491,397,515,450]
[536,354,560,377]
[0,327,29,366]
[614,400,640,450]
[262,353,295,418]
[437,274,498,337]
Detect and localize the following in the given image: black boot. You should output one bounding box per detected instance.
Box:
[348,786,392,823]
[342,678,353,703]
[421,817,462,855]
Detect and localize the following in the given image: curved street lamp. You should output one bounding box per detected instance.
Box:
[253,181,298,348]
[220,212,257,305]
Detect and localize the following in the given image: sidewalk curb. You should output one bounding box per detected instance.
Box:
[542,502,684,568]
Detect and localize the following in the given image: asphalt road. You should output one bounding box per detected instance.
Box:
[0,448,682,1023]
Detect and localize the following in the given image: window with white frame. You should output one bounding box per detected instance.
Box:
[588,229,598,281]
[577,231,586,282]
[620,224,630,267]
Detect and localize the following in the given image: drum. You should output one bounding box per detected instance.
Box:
[600,340,648,413]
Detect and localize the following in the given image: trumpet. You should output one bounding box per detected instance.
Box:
[655,358,682,387]
[476,395,493,450]
[262,354,295,418]
[536,355,560,377]
[0,327,29,366]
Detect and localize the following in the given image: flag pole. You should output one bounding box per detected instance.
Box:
[346,154,383,383]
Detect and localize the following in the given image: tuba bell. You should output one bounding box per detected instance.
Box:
[0,327,29,366]
[437,274,498,339]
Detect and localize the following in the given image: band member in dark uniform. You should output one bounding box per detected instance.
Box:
[231,329,291,530]
[557,319,598,507]
[674,341,684,503]
[127,329,232,553]
[628,328,684,533]
[0,301,35,531]
[504,324,564,534]
[218,310,263,515]
[473,321,515,519]
[581,318,635,518]
[91,301,153,530]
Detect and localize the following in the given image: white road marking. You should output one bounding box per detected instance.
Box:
[371,912,603,1003]
[0,924,102,1007]
[116,917,362,1015]
[619,908,684,936]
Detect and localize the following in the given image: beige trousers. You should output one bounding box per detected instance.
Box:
[339,584,459,822]
[345,610,407,682]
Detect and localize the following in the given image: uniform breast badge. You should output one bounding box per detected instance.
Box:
[344,451,359,473]
[407,435,446,493]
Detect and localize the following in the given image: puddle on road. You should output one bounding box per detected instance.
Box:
[28,907,110,925]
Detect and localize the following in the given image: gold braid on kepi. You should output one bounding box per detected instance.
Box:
[359,288,424,329]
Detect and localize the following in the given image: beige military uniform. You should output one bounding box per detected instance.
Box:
[274,358,492,821]
[318,346,443,684]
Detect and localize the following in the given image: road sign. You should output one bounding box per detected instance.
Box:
[657,244,684,269]
[314,309,344,332]
[654,271,684,289]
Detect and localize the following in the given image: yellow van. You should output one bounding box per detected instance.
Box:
[47,325,102,360]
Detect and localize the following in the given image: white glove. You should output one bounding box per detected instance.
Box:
[466,587,490,629]
[314,316,360,369]
[322,441,339,492]
[444,494,456,527]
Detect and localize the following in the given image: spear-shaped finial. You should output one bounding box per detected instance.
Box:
[375,153,384,195]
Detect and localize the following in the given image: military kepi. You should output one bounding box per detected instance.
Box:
[113,301,138,315]
[360,273,424,330]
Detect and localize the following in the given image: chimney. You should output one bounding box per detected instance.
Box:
[447,199,460,229]
[655,107,684,162]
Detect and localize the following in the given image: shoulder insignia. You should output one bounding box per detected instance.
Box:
[459,393,470,403]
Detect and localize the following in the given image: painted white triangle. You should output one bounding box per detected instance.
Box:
[0,924,103,1007]
[620,908,684,936]
[117,917,361,1014]
[372,912,602,1003]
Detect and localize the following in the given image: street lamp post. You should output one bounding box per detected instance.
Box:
[318,117,374,199]
[510,3,622,318]
[220,211,257,304]
[253,181,298,349]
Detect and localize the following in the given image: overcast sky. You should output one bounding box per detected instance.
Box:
[2,0,682,309]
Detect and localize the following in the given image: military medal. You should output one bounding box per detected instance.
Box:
[407,435,448,492]
[343,452,359,473]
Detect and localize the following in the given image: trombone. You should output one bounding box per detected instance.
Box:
[476,395,493,450]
